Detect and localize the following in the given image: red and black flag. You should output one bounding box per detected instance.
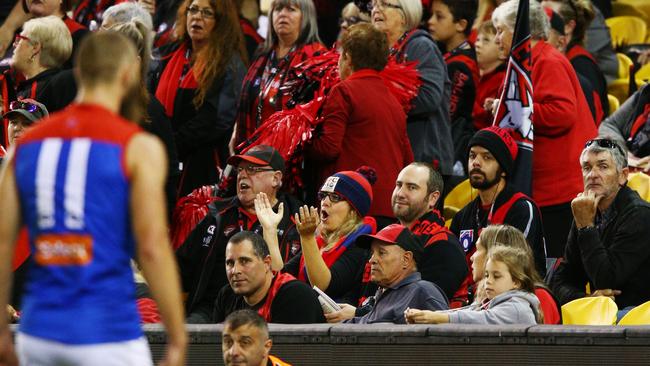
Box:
[492,0,534,196]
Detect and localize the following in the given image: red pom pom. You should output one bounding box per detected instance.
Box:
[356,166,377,186]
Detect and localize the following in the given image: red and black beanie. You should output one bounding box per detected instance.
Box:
[320,166,376,217]
[468,126,519,177]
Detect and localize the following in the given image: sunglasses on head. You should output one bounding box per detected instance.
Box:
[317,191,344,203]
[585,138,625,156]
[9,100,39,114]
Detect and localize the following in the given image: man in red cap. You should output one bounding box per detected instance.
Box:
[176,145,303,323]
[450,127,546,299]
[344,224,448,324]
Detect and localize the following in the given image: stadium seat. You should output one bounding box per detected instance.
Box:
[618,301,650,325]
[607,94,620,115]
[627,172,650,202]
[617,53,634,80]
[607,78,637,105]
[561,297,618,325]
[636,63,650,82]
[612,0,648,20]
[606,16,647,49]
[443,179,477,222]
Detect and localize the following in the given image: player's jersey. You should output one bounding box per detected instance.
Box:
[13,103,143,344]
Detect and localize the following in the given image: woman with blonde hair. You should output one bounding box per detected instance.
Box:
[154,0,247,197]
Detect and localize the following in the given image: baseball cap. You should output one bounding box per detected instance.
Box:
[227,145,285,172]
[3,99,49,123]
[357,224,424,264]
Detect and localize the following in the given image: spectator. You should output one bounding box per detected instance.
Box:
[450,127,547,289]
[101,8,181,224]
[406,245,543,325]
[543,8,603,126]
[10,16,77,113]
[213,232,325,323]
[26,0,89,67]
[258,169,377,305]
[1,99,48,313]
[392,163,468,303]
[344,224,449,324]
[551,138,650,313]
[222,310,293,366]
[177,146,302,323]
[236,0,264,63]
[543,0,608,124]
[465,225,560,324]
[234,0,325,148]
[337,2,369,42]
[492,0,597,259]
[0,32,186,366]
[370,0,454,176]
[428,0,479,176]
[154,0,247,196]
[599,84,650,173]
[306,23,413,223]
[471,20,505,131]
[582,5,617,83]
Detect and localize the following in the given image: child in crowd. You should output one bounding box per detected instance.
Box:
[428,0,479,176]
[405,245,543,325]
[471,20,505,131]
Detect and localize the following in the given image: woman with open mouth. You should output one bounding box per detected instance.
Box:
[256,167,378,306]
[154,0,247,197]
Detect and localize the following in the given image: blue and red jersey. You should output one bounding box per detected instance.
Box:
[13,103,143,344]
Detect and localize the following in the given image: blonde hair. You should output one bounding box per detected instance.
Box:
[22,15,72,69]
[321,208,363,250]
[487,245,544,323]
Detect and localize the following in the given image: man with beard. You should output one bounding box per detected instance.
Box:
[213,232,324,324]
[450,127,546,298]
[392,162,468,304]
[176,145,302,323]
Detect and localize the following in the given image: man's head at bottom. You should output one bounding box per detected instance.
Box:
[222,309,272,366]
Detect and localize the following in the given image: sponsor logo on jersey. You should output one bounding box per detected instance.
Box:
[34,233,93,265]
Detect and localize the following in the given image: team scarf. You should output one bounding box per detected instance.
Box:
[257,272,297,322]
[298,217,376,283]
[155,42,199,118]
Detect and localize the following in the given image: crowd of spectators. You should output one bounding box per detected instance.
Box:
[2,0,650,343]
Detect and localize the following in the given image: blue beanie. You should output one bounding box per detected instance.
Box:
[320,170,374,217]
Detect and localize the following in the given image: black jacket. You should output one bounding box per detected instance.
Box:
[551,186,650,308]
[177,193,303,322]
[16,68,77,114]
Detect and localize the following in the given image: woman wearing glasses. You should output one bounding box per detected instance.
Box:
[10,16,77,113]
[370,0,454,179]
[491,0,596,258]
[154,0,247,197]
[337,2,370,41]
[233,0,325,149]
[256,168,378,306]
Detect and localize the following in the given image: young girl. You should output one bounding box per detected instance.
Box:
[405,245,543,324]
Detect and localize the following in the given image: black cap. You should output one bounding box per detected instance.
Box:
[227,145,285,172]
[3,99,49,123]
[357,224,424,264]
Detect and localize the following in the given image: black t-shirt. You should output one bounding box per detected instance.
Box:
[213,278,326,324]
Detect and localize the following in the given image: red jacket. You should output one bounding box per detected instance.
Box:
[472,63,506,131]
[306,69,413,217]
[531,41,597,206]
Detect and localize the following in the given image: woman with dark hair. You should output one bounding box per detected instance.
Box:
[154,0,247,197]
[233,0,325,148]
[543,0,608,124]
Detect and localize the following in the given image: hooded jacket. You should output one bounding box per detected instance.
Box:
[448,289,541,325]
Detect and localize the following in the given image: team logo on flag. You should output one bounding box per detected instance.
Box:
[460,230,474,252]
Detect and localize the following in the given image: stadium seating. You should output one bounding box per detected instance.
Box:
[618,301,650,325]
[561,297,618,325]
[607,94,620,115]
[627,172,650,201]
[605,16,647,50]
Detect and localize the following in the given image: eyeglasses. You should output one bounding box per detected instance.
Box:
[9,100,39,113]
[186,5,215,19]
[317,191,344,203]
[338,16,368,26]
[13,34,33,46]
[367,0,403,12]
[236,165,275,175]
[585,138,625,156]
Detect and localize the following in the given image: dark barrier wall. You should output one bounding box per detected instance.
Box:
[144,324,650,365]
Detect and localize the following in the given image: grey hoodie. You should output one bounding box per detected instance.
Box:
[447,290,541,325]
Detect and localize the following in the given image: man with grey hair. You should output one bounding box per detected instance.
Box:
[490,0,597,260]
[551,138,650,313]
[101,2,154,31]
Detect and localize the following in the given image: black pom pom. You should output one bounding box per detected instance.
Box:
[356,166,377,185]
